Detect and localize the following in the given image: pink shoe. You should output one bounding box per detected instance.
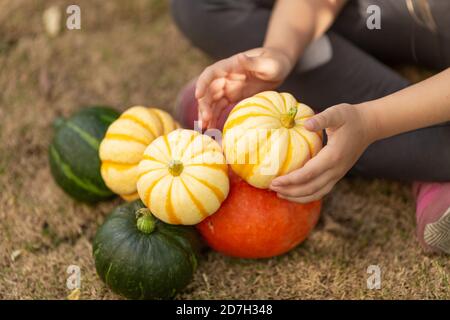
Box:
[174,78,234,131]
[414,182,450,254]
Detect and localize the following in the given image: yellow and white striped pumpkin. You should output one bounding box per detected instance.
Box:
[137,129,229,225]
[99,106,179,201]
[222,91,323,189]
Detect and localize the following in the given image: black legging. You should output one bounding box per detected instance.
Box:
[171,0,450,182]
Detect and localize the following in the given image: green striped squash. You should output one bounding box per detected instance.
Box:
[93,200,203,299]
[49,106,120,202]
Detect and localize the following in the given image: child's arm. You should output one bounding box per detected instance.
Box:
[195,0,347,128]
[363,68,450,140]
[271,68,450,203]
[264,0,348,68]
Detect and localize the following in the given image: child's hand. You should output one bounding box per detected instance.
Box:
[195,47,293,128]
[270,104,376,203]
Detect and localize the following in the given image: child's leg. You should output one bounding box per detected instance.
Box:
[171,0,271,60]
[335,0,450,70]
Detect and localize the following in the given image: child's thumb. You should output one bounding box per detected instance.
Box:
[304,108,344,132]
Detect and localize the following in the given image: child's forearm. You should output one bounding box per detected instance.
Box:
[362,68,450,142]
[263,0,347,67]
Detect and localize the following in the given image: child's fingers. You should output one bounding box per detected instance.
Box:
[277,180,335,204]
[199,79,226,128]
[210,78,226,100]
[270,146,333,187]
[209,97,229,129]
[198,95,213,127]
[197,109,205,129]
[195,61,229,99]
[210,77,226,93]
[223,78,246,102]
[213,90,225,101]
[228,73,247,81]
[198,95,228,129]
[304,106,345,132]
[270,169,336,198]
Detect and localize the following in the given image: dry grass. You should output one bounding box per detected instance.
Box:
[0,0,448,300]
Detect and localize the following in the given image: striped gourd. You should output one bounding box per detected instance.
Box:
[99,106,179,201]
[49,106,120,202]
[137,129,229,225]
[222,91,323,189]
[93,200,203,299]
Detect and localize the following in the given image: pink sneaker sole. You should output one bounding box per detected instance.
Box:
[424,207,450,254]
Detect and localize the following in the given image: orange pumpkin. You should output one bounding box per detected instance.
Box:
[197,171,321,258]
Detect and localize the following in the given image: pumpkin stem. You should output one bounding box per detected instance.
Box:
[168,159,184,176]
[136,208,156,234]
[280,106,298,129]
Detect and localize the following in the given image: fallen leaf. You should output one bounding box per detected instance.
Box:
[10,250,22,262]
[67,288,80,300]
[42,6,62,37]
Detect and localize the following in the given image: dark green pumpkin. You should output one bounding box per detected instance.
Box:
[93,201,203,300]
[49,106,119,202]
